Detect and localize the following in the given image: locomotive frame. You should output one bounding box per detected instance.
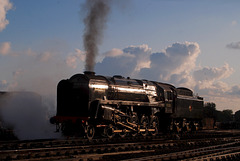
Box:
[51,71,203,139]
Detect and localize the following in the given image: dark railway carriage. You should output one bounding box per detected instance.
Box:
[174,87,203,120]
[51,72,204,139]
[171,88,203,131]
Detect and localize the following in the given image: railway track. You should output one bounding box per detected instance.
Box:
[0,130,240,161]
[122,140,240,161]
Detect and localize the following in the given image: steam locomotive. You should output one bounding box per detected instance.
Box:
[50,71,203,139]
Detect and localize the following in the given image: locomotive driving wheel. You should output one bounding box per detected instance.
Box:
[86,125,95,140]
[149,116,159,136]
[140,115,149,136]
[104,124,115,139]
[129,113,138,137]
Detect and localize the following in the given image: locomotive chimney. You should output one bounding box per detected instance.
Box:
[84,71,95,76]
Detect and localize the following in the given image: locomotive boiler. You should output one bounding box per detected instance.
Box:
[51,71,203,139]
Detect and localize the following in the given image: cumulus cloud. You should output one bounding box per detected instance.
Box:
[193,64,233,84]
[192,64,234,98]
[104,48,126,57]
[0,0,13,31]
[226,42,240,49]
[140,42,200,83]
[194,81,230,97]
[95,44,151,77]
[0,42,11,55]
[96,42,201,87]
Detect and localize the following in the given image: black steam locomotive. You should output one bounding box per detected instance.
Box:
[51,71,203,139]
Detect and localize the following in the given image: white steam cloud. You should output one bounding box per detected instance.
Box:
[0,92,61,140]
[0,0,12,32]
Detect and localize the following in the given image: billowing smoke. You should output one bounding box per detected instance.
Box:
[0,92,62,140]
[83,0,111,72]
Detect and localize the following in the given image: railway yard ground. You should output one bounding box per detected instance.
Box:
[1,129,240,161]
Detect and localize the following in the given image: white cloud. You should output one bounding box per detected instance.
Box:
[194,64,233,81]
[66,49,85,69]
[0,42,11,55]
[0,0,13,31]
[104,48,124,57]
[193,63,234,90]
[140,42,200,82]
[95,44,151,77]
[124,44,151,72]
[96,42,200,86]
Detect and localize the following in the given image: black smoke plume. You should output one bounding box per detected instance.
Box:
[83,0,111,72]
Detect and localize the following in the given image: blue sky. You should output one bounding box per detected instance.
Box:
[1,0,240,112]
